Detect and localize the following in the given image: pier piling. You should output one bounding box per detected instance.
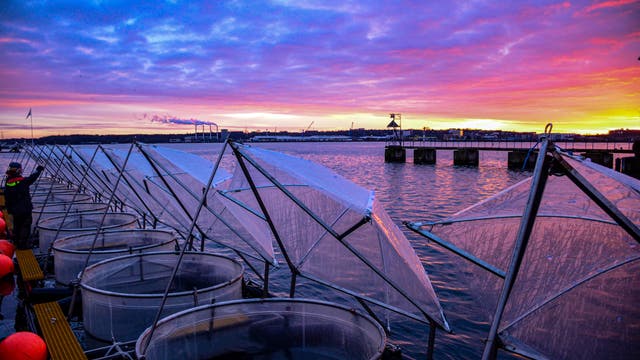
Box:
[615,141,640,179]
[581,151,613,168]
[616,157,640,179]
[383,141,635,171]
[414,148,436,164]
[385,146,406,163]
[508,150,537,170]
[453,149,479,166]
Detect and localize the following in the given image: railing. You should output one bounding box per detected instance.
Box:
[397,140,634,153]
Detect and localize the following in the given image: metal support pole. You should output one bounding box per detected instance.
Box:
[427,321,437,360]
[66,146,128,206]
[481,127,552,360]
[31,145,71,228]
[136,143,208,249]
[262,262,270,298]
[101,147,160,228]
[140,140,227,357]
[289,272,297,298]
[229,141,299,281]
[47,146,100,239]
[551,148,640,243]
[135,143,271,266]
[76,143,135,277]
[232,141,449,331]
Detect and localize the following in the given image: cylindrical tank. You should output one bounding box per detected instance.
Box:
[81,251,244,342]
[33,178,72,191]
[32,192,93,206]
[31,184,75,195]
[136,298,387,360]
[52,229,178,285]
[33,202,110,223]
[36,212,138,253]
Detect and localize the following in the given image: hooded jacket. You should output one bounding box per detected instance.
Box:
[4,167,43,216]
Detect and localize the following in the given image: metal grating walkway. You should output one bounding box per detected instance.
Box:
[33,301,87,360]
[15,249,44,281]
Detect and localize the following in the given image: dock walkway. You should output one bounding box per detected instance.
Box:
[15,249,45,282]
[34,301,87,360]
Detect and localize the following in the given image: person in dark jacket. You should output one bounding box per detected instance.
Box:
[4,162,44,249]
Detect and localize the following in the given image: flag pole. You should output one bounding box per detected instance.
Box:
[26,108,33,146]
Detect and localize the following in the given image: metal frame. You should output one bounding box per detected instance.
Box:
[405,124,640,359]
[76,144,135,272]
[100,147,164,229]
[228,140,451,358]
[481,132,551,359]
[139,141,226,357]
[406,222,506,278]
[134,142,274,269]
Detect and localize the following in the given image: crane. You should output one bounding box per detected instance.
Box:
[303,121,314,134]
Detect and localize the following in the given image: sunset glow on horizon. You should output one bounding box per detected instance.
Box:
[1,0,639,138]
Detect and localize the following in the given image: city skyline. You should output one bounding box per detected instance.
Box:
[1,0,639,138]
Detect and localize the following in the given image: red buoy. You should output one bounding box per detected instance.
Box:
[0,240,15,258]
[0,254,14,277]
[0,332,48,360]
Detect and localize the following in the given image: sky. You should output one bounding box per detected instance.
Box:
[0,0,639,138]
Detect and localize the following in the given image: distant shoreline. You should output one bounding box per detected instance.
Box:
[1,127,638,145]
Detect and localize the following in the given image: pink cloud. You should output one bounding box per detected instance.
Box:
[585,0,639,12]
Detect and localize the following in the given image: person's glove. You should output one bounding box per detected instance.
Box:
[36,165,45,172]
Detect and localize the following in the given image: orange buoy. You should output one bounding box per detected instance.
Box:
[0,331,47,360]
[0,254,13,277]
[0,240,15,258]
[0,275,15,296]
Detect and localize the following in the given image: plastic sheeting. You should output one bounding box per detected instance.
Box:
[149,144,232,186]
[136,144,275,264]
[246,146,374,215]
[99,146,198,235]
[28,142,448,330]
[38,143,276,267]
[409,151,640,359]
[227,143,448,329]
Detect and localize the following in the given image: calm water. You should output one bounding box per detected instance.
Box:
[1,142,532,359]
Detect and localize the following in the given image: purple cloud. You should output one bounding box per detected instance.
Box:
[0,0,638,136]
